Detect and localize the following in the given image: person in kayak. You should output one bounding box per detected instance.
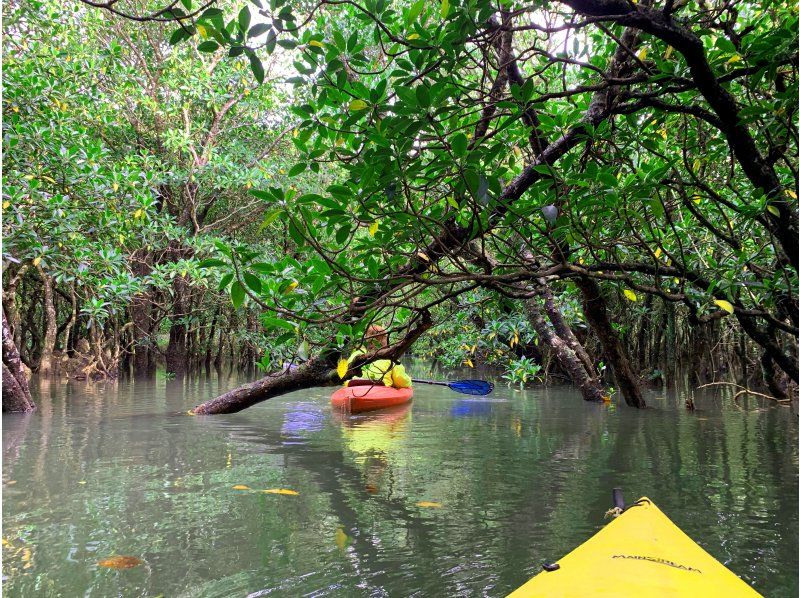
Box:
[346,325,412,389]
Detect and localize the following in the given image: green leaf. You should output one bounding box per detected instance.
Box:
[243,272,262,294]
[415,85,430,108]
[170,27,193,45]
[198,259,226,268]
[230,281,245,308]
[441,0,450,18]
[249,53,265,84]
[238,6,251,34]
[288,162,306,176]
[451,133,467,157]
[405,0,425,26]
[248,23,271,38]
[261,315,296,331]
[335,224,351,245]
[218,273,233,291]
[197,40,220,53]
[349,99,369,111]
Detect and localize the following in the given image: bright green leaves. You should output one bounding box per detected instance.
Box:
[441,0,450,19]
[230,281,246,308]
[405,0,425,28]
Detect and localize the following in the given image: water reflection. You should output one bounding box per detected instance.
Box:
[1,373,797,597]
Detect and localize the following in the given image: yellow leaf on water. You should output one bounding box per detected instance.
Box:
[416,501,442,508]
[714,299,735,314]
[77,480,87,484]
[262,488,299,495]
[623,289,637,302]
[337,358,349,380]
[334,527,350,550]
[97,556,142,569]
[766,205,780,217]
[232,485,251,490]
[369,221,379,237]
[348,99,369,111]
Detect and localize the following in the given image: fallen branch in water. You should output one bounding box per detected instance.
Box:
[190,310,432,414]
[698,382,792,406]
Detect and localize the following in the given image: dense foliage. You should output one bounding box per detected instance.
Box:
[3,0,797,410]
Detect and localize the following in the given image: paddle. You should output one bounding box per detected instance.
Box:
[411,379,494,396]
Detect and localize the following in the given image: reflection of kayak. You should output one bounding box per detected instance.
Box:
[330,384,412,413]
[335,403,411,457]
[508,497,760,597]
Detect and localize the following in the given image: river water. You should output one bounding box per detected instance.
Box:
[2,368,798,597]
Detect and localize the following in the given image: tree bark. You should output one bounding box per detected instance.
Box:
[524,297,606,402]
[575,277,646,408]
[3,308,35,413]
[36,265,57,376]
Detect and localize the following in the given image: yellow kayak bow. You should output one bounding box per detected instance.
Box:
[508,496,761,597]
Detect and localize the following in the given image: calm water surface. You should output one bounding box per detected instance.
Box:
[3,367,798,597]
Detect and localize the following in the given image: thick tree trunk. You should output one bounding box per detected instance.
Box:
[575,277,646,408]
[36,266,57,376]
[524,297,606,402]
[539,283,596,377]
[3,308,35,413]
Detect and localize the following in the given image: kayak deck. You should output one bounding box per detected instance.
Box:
[330,384,413,413]
[508,497,760,597]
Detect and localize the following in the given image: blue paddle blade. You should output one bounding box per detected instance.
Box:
[447,380,494,396]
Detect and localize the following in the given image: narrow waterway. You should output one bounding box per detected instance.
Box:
[3,368,797,596]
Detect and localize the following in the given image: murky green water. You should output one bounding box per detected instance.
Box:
[3,368,798,597]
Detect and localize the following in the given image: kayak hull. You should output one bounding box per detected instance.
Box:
[508,497,761,597]
[330,385,413,413]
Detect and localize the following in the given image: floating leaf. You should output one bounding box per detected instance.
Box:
[623,289,638,302]
[97,556,143,569]
[349,99,368,111]
[416,501,442,508]
[337,358,349,379]
[714,299,735,314]
[262,488,299,495]
[364,483,378,494]
[334,527,351,550]
[232,484,251,490]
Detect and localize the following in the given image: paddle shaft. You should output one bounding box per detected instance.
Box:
[411,379,450,387]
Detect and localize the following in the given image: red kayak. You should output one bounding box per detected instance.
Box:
[330,384,413,413]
